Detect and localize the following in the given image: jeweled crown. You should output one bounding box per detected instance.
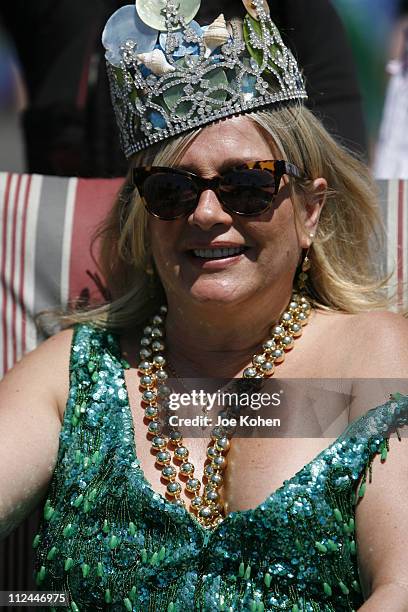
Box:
[103,0,308,158]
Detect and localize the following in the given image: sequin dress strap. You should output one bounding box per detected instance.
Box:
[56,322,126,454]
[334,392,408,499]
[338,393,408,441]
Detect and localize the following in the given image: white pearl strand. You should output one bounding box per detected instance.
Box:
[137,291,312,529]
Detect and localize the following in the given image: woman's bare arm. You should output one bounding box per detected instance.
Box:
[0,329,73,539]
[346,311,408,610]
[356,438,408,611]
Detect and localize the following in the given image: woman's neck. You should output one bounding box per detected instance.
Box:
[163,290,295,378]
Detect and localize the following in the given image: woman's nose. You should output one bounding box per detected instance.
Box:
[188,189,233,230]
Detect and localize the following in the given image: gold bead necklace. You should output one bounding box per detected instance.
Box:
[166,359,239,418]
[137,291,312,529]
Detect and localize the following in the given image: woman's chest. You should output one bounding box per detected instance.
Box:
[124,369,351,513]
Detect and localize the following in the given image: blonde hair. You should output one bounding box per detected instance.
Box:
[40,104,402,333]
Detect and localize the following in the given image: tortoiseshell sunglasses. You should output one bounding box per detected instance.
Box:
[132,160,307,220]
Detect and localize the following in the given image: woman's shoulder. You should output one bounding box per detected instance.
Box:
[315,306,408,329]
[327,309,408,423]
[348,308,408,330]
[344,309,408,377]
[314,308,408,372]
[33,327,77,424]
[0,327,76,429]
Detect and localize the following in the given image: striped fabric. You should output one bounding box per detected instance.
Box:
[0,173,122,378]
[0,174,407,593]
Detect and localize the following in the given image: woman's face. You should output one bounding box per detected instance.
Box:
[148,115,324,308]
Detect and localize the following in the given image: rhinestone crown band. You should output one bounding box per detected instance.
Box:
[103,0,308,157]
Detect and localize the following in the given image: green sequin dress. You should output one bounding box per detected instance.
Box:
[33,323,408,612]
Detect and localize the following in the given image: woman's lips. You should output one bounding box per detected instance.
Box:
[184,246,250,270]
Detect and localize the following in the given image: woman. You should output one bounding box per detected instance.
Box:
[1,2,408,611]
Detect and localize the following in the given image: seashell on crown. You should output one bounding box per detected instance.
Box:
[103,0,308,158]
[203,14,230,58]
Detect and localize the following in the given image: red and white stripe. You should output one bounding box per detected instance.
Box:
[1,173,41,373]
[60,178,78,306]
[1,173,122,378]
[22,175,43,355]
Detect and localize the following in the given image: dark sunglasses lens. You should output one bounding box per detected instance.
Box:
[220,168,276,214]
[142,173,197,219]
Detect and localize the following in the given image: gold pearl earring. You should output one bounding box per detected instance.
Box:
[298,233,314,290]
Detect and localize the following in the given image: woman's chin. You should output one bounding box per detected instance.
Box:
[184,282,247,306]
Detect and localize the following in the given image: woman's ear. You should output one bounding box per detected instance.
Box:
[298,177,327,248]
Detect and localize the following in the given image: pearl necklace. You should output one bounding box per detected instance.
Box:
[137,291,312,529]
